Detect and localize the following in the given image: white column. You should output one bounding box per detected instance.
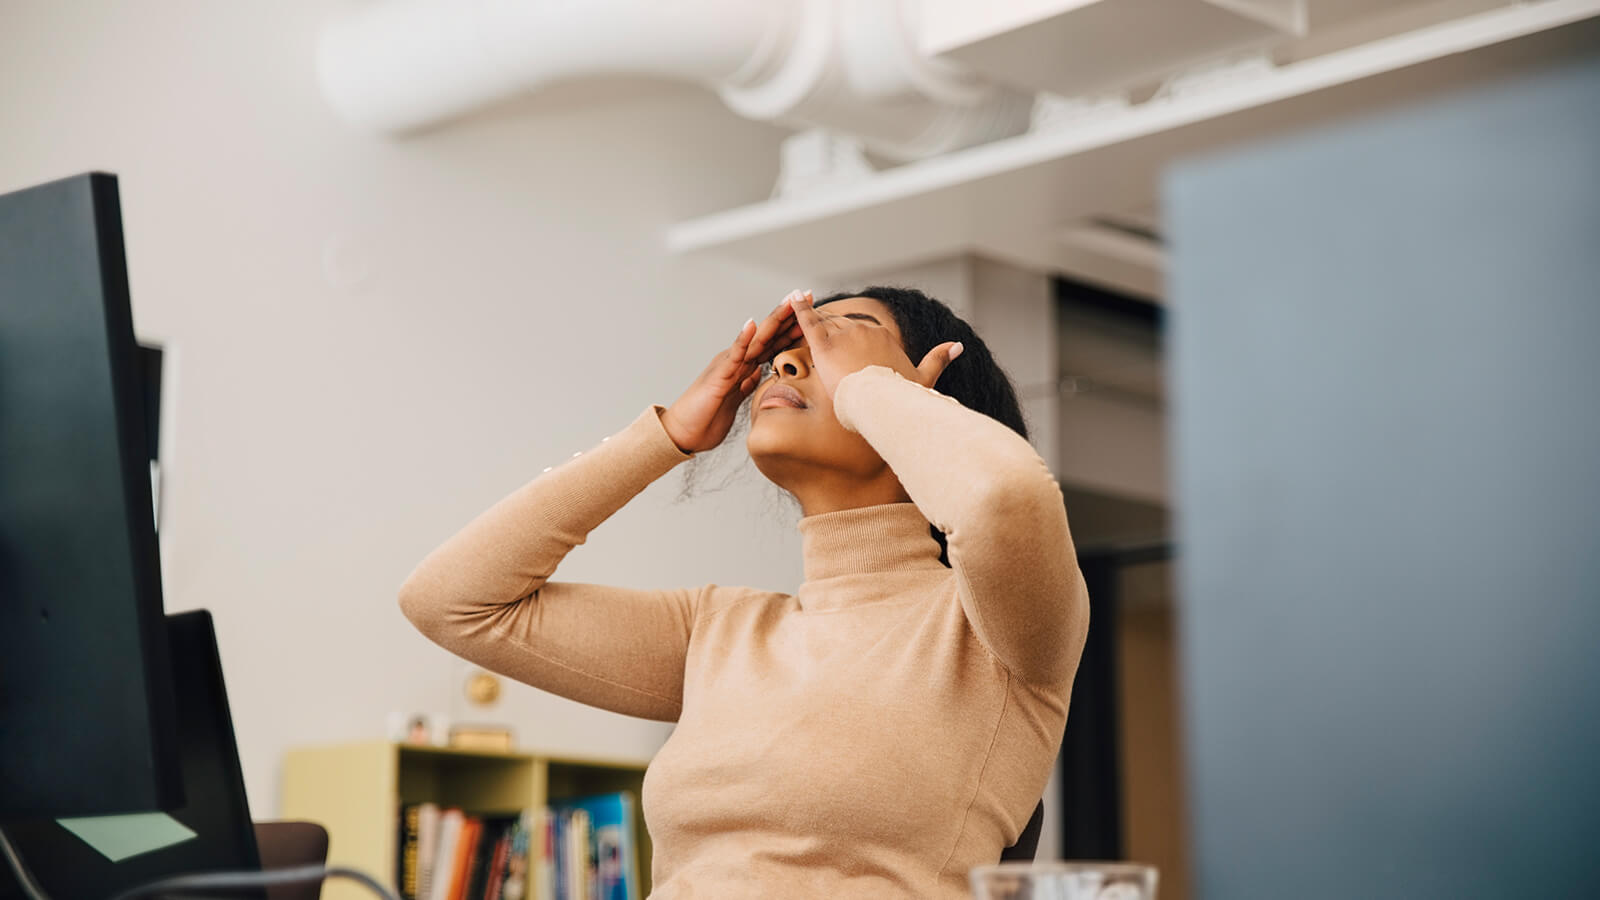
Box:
[970,258,1058,470]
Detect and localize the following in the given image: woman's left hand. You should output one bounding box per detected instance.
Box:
[788,290,964,399]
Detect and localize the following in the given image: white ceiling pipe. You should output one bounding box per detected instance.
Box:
[317,0,1034,161]
[317,0,787,133]
[720,0,1034,160]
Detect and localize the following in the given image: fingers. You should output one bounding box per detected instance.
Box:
[716,318,762,385]
[789,289,830,346]
[730,317,755,351]
[737,289,824,387]
[915,340,963,387]
[732,316,802,361]
[743,292,802,361]
[756,321,803,357]
[721,318,756,368]
[764,321,804,359]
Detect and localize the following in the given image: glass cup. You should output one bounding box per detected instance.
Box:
[969,862,1158,900]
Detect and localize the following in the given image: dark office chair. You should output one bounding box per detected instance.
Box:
[253,820,330,900]
[999,800,1045,862]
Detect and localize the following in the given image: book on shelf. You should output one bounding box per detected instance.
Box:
[397,806,519,900]
[428,808,464,900]
[466,814,521,900]
[449,816,481,900]
[481,821,511,900]
[528,809,551,900]
[399,803,422,900]
[394,791,639,900]
[564,807,589,900]
[415,803,441,900]
[545,792,641,900]
[507,809,541,900]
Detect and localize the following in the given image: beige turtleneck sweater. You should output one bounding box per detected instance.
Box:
[399,365,1090,899]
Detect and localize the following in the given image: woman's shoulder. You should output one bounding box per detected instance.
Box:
[694,583,796,625]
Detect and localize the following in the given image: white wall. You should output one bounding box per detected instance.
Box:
[1,0,802,816]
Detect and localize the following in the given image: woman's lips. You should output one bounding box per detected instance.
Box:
[759,383,808,410]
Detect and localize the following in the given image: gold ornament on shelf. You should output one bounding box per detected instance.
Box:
[465,670,502,707]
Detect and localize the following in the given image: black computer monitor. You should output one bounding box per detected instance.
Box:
[0,172,181,817]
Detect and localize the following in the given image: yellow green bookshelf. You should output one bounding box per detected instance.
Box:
[281,740,652,900]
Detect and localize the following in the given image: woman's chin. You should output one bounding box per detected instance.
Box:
[746,414,810,459]
[745,417,787,451]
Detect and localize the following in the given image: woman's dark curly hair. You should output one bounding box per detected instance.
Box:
[681,285,1030,567]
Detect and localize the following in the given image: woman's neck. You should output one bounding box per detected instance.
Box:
[792,474,911,517]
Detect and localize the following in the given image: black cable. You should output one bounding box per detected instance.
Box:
[107,864,399,900]
[0,827,51,900]
[3,832,397,900]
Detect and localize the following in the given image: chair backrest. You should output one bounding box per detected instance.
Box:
[253,820,330,900]
[999,800,1045,863]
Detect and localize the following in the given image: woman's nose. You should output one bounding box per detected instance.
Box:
[771,345,809,379]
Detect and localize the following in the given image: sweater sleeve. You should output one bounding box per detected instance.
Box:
[398,405,703,722]
[832,365,1090,687]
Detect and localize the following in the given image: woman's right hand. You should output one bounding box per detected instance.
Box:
[661,293,805,454]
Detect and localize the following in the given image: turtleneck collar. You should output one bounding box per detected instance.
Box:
[796,501,947,585]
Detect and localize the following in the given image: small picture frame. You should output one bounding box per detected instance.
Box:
[385,711,452,747]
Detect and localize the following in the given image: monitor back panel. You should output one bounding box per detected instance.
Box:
[1167,38,1600,899]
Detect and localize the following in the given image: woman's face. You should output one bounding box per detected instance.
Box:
[746,296,908,493]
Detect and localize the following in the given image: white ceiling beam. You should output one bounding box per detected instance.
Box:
[667,1,1600,281]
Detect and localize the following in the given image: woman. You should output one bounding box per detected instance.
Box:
[400,287,1089,899]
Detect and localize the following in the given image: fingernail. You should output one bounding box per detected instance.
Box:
[950,342,964,360]
[744,317,755,329]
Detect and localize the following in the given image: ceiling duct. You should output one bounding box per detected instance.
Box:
[316,0,1035,161]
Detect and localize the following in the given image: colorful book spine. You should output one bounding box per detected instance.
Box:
[552,793,639,900]
[416,803,441,900]
[482,825,510,900]
[551,808,565,900]
[448,817,482,900]
[533,809,554,900]
[395,803,582,900]
[469,815,519,900]
[427,809,464,900]
[398,804,422,900]
[566,808,590,900]
[499,813,536,900]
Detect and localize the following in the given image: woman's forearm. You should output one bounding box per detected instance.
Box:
[396,405,702,719]
[399,404,691,628]
[832,365,1088,686]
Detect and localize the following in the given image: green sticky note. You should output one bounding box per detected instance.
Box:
[56,812,198,863]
